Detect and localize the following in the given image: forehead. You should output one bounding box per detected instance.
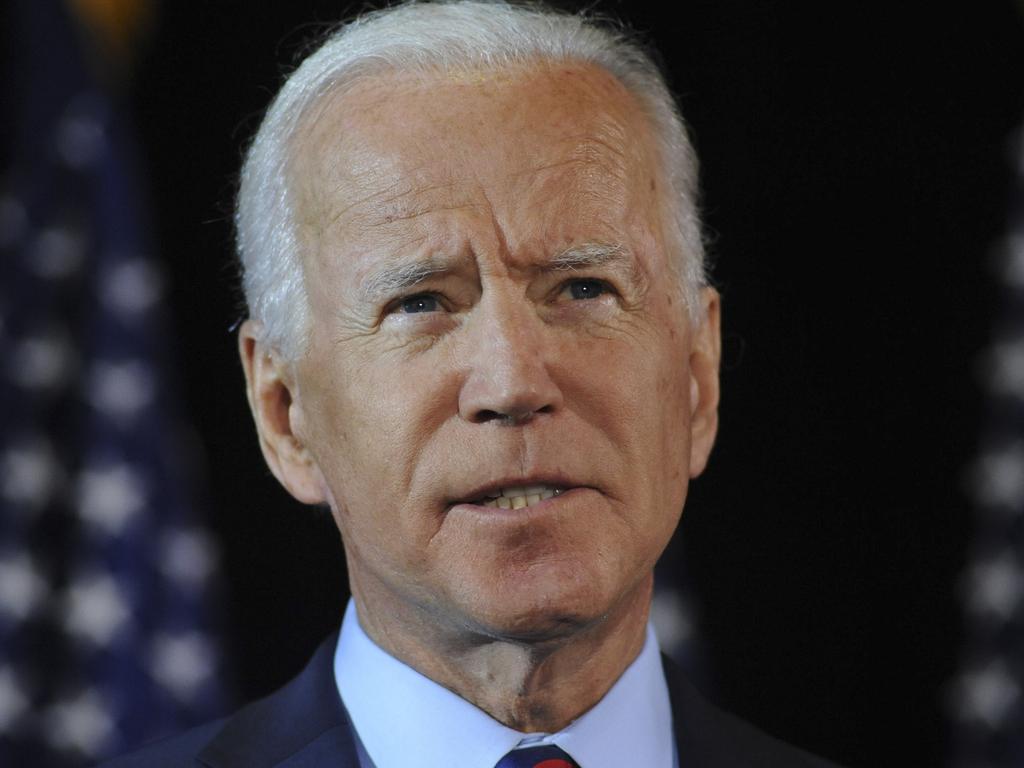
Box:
[289,61,665,274]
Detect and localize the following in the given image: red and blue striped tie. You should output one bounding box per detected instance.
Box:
[494,744,580,768]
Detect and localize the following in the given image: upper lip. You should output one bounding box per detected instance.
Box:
[449,474,583,505]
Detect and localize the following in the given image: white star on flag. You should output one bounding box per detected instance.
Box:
[45,689,115,756]
[76,463,146,534]
[0,552,48,620]
[101,258,163,315]
[9,330,74,390]
[0,666,29,734]
[0,440,60,510]
[159,528,215,587]
[63,573,131,647]
[954,659,1021,730]
[987,340,1024,398]
[651,586,695,654]
[149,632,216,703]
[1002,234,1024,287]
[965,551,1024,621]
[970,444,1024,511]
[87,360,155,420]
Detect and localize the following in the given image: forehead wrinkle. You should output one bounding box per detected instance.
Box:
[294,104,462,236]
[513,129,629,184]
[508,138,635,239]
[319,173,465,234]
[361,201,487,233]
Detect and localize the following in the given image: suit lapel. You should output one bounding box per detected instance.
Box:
[192,636,831,767]
[662,654,731,766]
[198,633,360,768]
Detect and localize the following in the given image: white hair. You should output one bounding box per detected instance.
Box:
[236,0,707,357]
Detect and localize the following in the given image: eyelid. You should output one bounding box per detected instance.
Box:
[383,290,446,316]
[554,275,617,299]
[382,276,618,318]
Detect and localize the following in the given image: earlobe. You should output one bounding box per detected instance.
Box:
[238,320,327,504]
[687,287,722,479]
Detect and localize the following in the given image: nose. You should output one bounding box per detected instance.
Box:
[457,292,563,425]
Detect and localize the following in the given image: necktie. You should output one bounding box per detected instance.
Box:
[494,743,580,768]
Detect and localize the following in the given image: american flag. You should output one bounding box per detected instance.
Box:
[651,561,714,694]
[949,122,1024,766]
[0,1,228,765]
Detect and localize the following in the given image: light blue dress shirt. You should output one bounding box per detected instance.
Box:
[333,600,677,768]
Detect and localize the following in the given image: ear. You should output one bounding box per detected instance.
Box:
[238,320,327,504]
[687,287,721,478]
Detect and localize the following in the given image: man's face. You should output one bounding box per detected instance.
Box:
[264,63,719,642]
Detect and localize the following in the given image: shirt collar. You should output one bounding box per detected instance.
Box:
[334,599,675,768]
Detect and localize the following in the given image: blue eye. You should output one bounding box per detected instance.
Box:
[399,294,440,313]
[568,279,606,300]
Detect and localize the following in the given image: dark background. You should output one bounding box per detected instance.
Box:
[115,1,1024,765]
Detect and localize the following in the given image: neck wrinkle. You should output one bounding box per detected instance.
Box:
[349,571,654,733]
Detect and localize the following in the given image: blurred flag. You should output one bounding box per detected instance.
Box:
[949,124,1024,766]
[0,1,228,765]
[652,560,714,694]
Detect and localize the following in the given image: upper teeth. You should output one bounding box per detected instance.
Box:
[479,485,563,509]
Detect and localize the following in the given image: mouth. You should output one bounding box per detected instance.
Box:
[470,484,565,510]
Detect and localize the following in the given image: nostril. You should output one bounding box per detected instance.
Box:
[474,409,504,424]
[472,405,553,425]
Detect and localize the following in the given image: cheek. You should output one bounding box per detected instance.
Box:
[656,325,693,451]
[576,328,686,443]
[648,366,690,500]
[305,352,456,512]
[611,323,691,494]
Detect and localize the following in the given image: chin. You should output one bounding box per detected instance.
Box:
[449,561,632,644]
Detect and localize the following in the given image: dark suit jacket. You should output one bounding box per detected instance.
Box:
[102,633,841,767]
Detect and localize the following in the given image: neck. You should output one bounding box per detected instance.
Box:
[350,576,653,733]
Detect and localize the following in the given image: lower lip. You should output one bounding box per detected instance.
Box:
[448,487,587,518]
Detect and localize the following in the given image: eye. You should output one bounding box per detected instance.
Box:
[565,278,608,300]
[397,294,440,314]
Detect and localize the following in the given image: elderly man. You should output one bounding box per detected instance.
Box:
[108,2,840,766]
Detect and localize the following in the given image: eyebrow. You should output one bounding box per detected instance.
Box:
[359,256,452,304]
[548,243,630,272]
[358,242,640,304]
[552,243,648,296]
